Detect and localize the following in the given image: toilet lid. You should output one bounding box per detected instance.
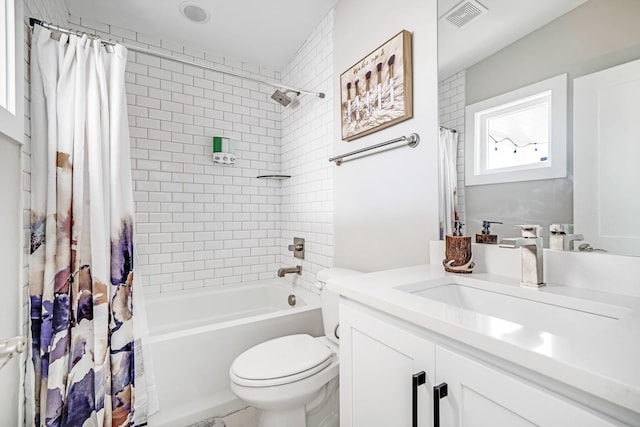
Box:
[231,334,333,382]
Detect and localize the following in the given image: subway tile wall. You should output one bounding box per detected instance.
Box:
[64,11,335,293]
[23,0,68,27]
[439,70,466,224]
[279,10,335,291]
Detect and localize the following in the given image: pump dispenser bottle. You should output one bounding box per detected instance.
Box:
[443,221,474,274]
[476,220,503,244]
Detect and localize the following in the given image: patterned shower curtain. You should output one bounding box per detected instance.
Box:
[28,25,153,426]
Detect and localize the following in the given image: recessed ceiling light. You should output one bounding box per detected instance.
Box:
[180,1,210,24]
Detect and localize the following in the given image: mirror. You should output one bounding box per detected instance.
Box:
[437,0,640,255]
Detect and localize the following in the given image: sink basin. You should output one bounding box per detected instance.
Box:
[396,276,631,338]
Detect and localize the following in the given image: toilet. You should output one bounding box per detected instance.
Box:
[229,268,361,427]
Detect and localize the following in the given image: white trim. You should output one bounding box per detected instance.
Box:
[0,0,24,145]
[17,141,24,427]
[465,74,567,186]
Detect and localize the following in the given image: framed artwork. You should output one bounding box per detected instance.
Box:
[340,30,413,141]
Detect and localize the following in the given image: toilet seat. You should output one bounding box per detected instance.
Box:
[230,334,333,387]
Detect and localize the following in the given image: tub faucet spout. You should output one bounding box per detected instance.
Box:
[277,265,302,277]
[499,225,544,288]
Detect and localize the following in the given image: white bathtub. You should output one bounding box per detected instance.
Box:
[145,279,323,427]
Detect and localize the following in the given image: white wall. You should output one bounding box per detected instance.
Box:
[333,0,439,272]
[0,134,22,427]
[279,10,335,291]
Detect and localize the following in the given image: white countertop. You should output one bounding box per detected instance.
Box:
[328,264,640,415]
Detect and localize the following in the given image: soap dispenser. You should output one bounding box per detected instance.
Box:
[476,220,503,244]
[443,221,475,274]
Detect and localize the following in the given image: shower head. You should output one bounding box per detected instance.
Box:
[271,89,300,106]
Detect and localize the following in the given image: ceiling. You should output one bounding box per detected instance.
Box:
[66,0,589,76]
[65,0,337,71]
[438,0,589,79]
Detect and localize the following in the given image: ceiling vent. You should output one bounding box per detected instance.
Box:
[442,0,488,28]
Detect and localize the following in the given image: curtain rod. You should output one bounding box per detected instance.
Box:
[440,126,457,133]
[28,18,326,100]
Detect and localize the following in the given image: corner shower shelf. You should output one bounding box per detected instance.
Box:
[256,175,291,180]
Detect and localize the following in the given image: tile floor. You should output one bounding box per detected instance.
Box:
[188,407,260,427]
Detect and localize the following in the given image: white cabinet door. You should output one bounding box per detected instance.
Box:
[436,346,618,427]
[340,301,435,427]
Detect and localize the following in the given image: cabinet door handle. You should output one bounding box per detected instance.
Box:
[412,371,426,427]
[433,382,448,427]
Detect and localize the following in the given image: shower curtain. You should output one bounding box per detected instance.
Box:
[28,25,156,426]
[438,128,459,238]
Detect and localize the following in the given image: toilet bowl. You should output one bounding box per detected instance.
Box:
[229,268,360,427]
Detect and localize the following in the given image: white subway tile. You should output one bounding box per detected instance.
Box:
[160,58,183,73]
[137,53,161,68]
[173,73,194,86]
[149,88,172,101]
[161,100,183,113]
[148,66,172,80]
[149,108,171,121]
[173,271,195,282]
[137,96,162,109]
[161,121,183,133]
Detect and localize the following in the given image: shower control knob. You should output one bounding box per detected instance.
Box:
[287,238,305,260]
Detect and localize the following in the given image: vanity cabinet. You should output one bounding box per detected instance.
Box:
[437,347,616,427]
[340,300,620,427]
[340,302,435,427]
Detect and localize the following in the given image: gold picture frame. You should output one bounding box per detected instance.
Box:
[340,30,413,141]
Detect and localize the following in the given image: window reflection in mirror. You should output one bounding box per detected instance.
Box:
[485,94,549,171]
[465,74,566,187]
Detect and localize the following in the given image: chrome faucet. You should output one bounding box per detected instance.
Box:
[499,225,545,288]
[277,265,302,277]
[564,234,584,251]
[550,224,583,251]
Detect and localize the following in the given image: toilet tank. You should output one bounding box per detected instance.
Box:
[316,268,361,344]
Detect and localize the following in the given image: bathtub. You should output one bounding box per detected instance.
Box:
[144,279,323,427]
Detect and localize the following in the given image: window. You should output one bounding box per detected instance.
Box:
[464,74,567,186]
[0,0,23,143]
[483,92,550,172]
